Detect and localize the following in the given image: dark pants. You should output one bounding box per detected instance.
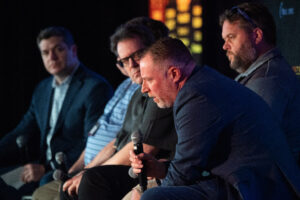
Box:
[60,165,139,200]
[0,177,21,200]
[141,178,233,200]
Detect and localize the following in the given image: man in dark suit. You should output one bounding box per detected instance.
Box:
[0,26,113,197]
[129,37,300,200]
[220,2,300,162]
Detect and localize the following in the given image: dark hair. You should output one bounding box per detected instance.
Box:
[110,17,169,56]
[144,37,194,69]
[125,17,169,40]
[36,26,75,47]
[219,2,276,45]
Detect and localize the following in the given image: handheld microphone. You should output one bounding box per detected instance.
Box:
[52,169,70,182]
[52,152,69,182]
[55,152,67,173]
[16,135,30,165]
[128,167,138,179]
[131,131,147,192]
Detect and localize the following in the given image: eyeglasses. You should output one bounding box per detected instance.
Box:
[231,6,257,28]
[116,48,145,68]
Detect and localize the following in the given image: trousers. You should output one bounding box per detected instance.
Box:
[61,165,139,200]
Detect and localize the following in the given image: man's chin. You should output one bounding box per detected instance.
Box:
[155,100,172,109]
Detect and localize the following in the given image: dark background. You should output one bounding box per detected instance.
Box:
[1,0,299,137]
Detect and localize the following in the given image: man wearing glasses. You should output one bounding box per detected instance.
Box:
[129,36,300,200]
[57,18,176,200]
[220,2,300,163]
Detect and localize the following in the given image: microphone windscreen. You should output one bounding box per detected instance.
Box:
[52,169,69,182]
[52,169,62,181]
[128,167,138,179]
[131,131,142,145]
[55,152,64,165]
[16,135,27,148]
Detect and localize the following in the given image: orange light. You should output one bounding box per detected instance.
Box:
[176,0,191,12]
[192,5,202,16]
[149,0,169,22]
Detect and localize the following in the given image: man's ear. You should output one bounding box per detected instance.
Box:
[252,27,263,45]
[167,66,182,83]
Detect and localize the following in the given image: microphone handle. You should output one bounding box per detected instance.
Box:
[139,168,147,192]
[134,142,147,191]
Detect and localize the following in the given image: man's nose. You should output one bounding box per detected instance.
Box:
[49,51,58,60]
[223,41,230,51]
[128,57,139,68]
[141,81,148,93]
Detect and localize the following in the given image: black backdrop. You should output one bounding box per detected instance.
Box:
[1,0,299,138]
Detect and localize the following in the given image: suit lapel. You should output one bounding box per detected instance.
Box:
[52,66,85,135]
[40,79,54,152]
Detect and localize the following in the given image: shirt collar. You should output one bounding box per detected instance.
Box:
[52,64,79,88]
[235,48,280,81]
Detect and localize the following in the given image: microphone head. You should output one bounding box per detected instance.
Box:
[16,135,27,148]
[52,169,62,180]
[55,152,64,165]
[131,131,142,145]
[128,167,138,179]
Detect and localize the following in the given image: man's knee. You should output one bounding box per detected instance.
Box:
[32,180,61,200]
[140,187,164,200]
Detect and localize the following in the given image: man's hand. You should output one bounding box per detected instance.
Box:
[129,150,166,179]
[62,171,84,196]
[21,163,45,183]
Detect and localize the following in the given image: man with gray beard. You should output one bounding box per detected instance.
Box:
[220,2,300,163]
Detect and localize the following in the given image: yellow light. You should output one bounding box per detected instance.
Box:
[192,17,203,28]
[177,13,190,24]
[177,27,189,36]
[176,0,191,12]
[192,5,202,16]
[193,31,202,41]
[165,8,176,19]
[191,43,203,54]
[179,37,190,46]
[165,19,176,31]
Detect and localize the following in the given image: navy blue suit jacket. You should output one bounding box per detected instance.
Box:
[0,64,113,170]
[163,66,300,199]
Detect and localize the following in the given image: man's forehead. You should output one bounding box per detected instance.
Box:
[117,38,144,57]
[39,36,65,49]
[140,53,153,73]
[222,21,241,36]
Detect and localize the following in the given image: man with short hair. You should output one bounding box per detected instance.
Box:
[60,19,176,200]
[220,2,300,161]
[0,26,113,197]
[130,37,300,200]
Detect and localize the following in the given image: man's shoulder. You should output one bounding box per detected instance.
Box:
[34,76,52,91]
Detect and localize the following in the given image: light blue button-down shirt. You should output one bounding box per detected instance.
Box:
[46,66,78,161]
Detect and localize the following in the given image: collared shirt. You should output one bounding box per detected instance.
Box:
[84,78,139,165]
[46,66,79,161]
[234,48,276,82]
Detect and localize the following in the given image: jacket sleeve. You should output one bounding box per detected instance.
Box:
[162,89,224,186]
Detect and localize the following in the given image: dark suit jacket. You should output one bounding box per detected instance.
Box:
[0,64,113,170]
[163,66,300,199]
[236,48,300,160]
